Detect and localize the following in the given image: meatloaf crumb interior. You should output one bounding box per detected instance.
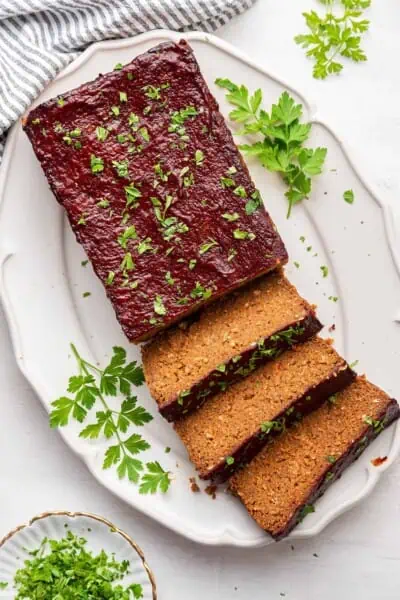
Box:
[175,337,354,481]
[142,269,322,421]
[229,377,400,540]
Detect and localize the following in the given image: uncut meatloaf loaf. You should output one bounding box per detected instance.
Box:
[175,337,355,482]
[230,377,400,540]
[23,40,287,343]
[142,269,322,421]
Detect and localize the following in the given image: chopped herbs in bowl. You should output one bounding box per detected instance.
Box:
[0,512,155,599]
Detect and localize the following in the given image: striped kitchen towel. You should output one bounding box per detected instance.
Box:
[0,0,256,160]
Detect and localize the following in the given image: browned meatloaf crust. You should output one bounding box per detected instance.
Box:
[230,377,400,540]
[23,40,287,343]
[175,337,355,482]
[142,270,322,421]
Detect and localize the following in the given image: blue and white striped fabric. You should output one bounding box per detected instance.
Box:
[0,0,256,160]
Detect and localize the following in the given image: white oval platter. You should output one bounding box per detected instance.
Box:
[1,30,400,548]
[0,511,156,598]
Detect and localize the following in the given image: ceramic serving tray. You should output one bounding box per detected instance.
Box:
[1,30,400,548]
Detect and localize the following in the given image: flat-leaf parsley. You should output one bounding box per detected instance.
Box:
[215,80,327,217]
[50,344,171,494]
[295,0,371,79]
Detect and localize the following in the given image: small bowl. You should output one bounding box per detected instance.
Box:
[0,511,156,598]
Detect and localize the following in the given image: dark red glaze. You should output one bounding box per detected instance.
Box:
[201,364,356,483]
[160,313,322,422]
[23,40,288,343]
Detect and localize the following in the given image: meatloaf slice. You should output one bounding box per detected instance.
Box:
[142,269,322,421]
[23,40,287,343]
[229,377,400,540]
[175,337,355,482]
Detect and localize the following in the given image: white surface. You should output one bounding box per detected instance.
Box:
[0,512,154,599]
[0,0,399,596]
[2,29,400,549]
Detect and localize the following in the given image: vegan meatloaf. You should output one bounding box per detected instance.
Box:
[143,269,322,421]
[175,337,355,482]
[230,377,400,540]
[23,40,287,343]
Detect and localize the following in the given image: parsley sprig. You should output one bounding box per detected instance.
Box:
[295,0,371,79]
[50,344,171,494]
[215,79,327,217]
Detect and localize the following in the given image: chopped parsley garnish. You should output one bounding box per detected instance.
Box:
[118,225,137,249]
[90,154,104,173]
[154,162,170,182]
[294,261,300,268]
[190,282,212,300]
[10,530,144,599]
[138,126,150,142]
[199,238,218,255]
[154,295,167,316]
[125,183,142,209]
[188,259,197,270]
[363,415,384,432]
[128,112,140,129]
[50,344,170,492]
[111,105,120,117]
[245,189,262,215]
[297,504,315,523]
[151,195,188,242]
[320,265,328,278]
[106,271,115,286]
[326,455,336,464]
[343,189,355,204]
[220,176,235,189]
[328,295,338,302]
[119,91,128,103]
[120,252,135,273]
[226,456,235,466]
[165,271,175,285]
[114,62,123,70]
[96,126,109,141]
[112,159,129,178]
[233,229,256,241]
[57,96,65,107]
[137,237,154,255]
[233,185,247,198]
[81,260,89,267]
[143,85,161,100]
[222,212,240,222]
[168,106,198,138]
[82,292,91,298]
[194,149,205,166]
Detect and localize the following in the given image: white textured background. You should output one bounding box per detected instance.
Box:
[1,1,400,598]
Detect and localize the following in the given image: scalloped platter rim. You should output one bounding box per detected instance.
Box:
[1,30,400,548]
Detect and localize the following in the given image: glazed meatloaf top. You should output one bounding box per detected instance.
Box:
[23,40,287,343]
[229,377,400,539]
[142,269,320,408]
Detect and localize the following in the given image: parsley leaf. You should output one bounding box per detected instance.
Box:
[343,189,355,204]
[216,81,327,218]
[139,461,171,494]
[295,0,371,79]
